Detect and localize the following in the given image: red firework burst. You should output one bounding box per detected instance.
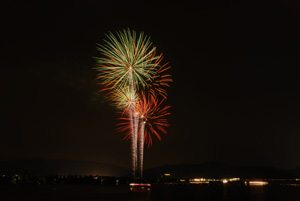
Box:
[117,92,171,147]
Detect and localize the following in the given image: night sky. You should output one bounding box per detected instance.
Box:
[1,0,300,170]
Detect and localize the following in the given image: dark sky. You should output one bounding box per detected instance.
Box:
[1,0,300,169]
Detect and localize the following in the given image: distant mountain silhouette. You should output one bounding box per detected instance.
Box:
[144,162,297,179]
[0,159,129,177]
[0,160,298,179]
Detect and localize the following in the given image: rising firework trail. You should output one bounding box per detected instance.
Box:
[138,120,145,179]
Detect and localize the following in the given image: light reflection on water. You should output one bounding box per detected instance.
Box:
[127,183,300,201]
[1,183,300,201]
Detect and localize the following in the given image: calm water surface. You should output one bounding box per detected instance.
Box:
[1,184,300,201]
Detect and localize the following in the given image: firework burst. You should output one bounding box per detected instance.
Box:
[148,60,172,99]
[95,29,163,91]
[106,86,139,111]
[117,92,171,147]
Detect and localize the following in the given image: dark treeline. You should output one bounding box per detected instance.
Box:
[0,174,172,185]
[0,174,131,185]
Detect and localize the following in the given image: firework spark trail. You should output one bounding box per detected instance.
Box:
[129,108,136,177]
[138,121,145,180]
[134,113,139,177]
[129,70,138,178]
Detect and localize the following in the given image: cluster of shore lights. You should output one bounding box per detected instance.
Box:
[188,178,270,186]
[189,178,240,184]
